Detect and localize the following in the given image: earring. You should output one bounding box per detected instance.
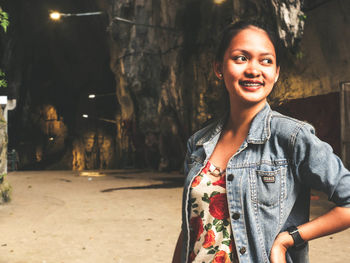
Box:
[218,73,223,79]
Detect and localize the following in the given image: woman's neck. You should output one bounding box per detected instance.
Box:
[226,100,266,134]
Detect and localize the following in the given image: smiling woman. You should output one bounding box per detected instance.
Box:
[172,20,350,263]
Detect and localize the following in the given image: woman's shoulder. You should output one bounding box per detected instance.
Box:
[187,117,224,147]
[269,110,316,139]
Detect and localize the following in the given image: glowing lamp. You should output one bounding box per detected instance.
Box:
[50,11,62,20]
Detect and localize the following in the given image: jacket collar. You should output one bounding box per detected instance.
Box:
[246,103,272,144]
[196,117,226,146]
[195,103,272,146]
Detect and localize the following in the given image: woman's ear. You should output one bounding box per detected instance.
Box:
[274,66,280,83]
[214,61,223,80]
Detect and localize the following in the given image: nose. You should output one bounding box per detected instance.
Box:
[244,62,261,78]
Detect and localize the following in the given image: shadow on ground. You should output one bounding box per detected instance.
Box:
[100,176,184,192]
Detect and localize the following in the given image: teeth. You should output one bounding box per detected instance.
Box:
[241,82,261,86]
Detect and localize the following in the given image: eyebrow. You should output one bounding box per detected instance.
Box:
[231,49,275,57]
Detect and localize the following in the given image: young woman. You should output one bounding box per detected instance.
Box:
[172,21,350,263]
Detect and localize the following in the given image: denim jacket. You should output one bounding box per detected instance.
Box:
[181,103,350,263]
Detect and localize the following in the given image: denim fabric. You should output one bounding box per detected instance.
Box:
[181,103,350,263]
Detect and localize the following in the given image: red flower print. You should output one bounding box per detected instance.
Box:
[213,174,226,188]
[191,175,202,187]
[201,161,211,174]
[212,250,230,263]
[188,251,196,262]
[190,216,204,242]
[202,229,216,248]
[209,193,229,220]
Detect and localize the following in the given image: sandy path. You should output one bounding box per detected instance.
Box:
[0,170,349,263]
[0,171,182,263]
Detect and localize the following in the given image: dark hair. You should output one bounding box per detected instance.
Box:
[215,20,283,66]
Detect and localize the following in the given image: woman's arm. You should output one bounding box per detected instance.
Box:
[270,206,350,263]
[172,230,184,263]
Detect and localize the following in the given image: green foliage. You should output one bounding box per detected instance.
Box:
[0,70,7,88]
[296,51,304,60]
[0,8,9,89]
[298,14,307,21]
[0,9,9,32]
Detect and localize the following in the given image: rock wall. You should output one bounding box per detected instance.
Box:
[0,105,11,203]
[72,130,115,170]
[0,106,6,174]
[105,0,230,169]
[104,0,305,170]
[270,0,350,103]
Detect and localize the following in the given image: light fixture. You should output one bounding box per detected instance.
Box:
[88,92,115,98]
[82,114,89,118]
[49,9,175,31]
[50,11,61,20]
[49,11,104,21]
[214,0,226,4]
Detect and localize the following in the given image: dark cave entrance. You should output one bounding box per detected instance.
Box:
[3,0,117,170]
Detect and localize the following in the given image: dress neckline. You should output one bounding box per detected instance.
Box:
[206,160,225,177]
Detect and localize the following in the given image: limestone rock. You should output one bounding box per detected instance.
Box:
[104,0,306,170]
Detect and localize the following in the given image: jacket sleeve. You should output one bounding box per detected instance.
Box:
[181,137,193,231]
[292,123,350,207]
[184,137,194,176]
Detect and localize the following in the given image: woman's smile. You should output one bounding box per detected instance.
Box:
[239,80,264,91]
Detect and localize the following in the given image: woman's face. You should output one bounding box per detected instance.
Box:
[215,26,280,108]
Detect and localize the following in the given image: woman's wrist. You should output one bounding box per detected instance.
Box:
[275,231,295,249]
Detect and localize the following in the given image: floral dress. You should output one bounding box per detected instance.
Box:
[188,161,239,263]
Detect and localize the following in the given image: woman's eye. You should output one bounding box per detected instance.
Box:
[233,55,247,62]
[261,58,273,64]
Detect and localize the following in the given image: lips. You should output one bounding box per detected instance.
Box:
[239,80,264,91]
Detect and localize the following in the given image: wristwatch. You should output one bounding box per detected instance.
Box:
[287,226,306,249]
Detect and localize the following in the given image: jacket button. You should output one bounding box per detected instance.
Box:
[239,247,246,255]
[227,174,234,181]
[232,213,240,220]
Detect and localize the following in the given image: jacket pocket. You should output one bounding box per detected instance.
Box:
[250,166,287,207]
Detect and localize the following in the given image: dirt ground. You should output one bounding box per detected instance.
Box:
[0,170,349,263]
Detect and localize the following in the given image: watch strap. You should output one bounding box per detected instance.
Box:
[287,226,306,249]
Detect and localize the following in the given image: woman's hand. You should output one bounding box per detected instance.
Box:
[270,231,293,263]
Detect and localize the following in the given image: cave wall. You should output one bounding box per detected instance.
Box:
[270,0,350,102]
[0,106,6,174]
[104,0,306,170]
[105,0,234,170]
[104,0,348,170]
